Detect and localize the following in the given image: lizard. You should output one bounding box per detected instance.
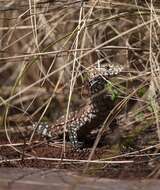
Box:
[32,62,123,149]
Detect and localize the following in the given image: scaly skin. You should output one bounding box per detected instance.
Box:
[34,63,123,149]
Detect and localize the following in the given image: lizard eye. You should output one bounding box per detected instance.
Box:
[99,61,111,70]
[106,65,110,70]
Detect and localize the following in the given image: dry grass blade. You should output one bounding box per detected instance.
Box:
[0,0,160,180]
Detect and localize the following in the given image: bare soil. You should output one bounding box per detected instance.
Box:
[0,123,159,180]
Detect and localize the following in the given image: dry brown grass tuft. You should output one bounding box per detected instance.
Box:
[0,0,160,178]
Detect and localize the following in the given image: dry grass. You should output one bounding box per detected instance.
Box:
[0,0,160,179]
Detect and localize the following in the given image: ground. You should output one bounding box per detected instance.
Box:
[0,120,160,179]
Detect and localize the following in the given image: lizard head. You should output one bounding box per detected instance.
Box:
[88,60,124,79]
[87,60,124,95]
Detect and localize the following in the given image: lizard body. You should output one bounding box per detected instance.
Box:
[34,63,123,148]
